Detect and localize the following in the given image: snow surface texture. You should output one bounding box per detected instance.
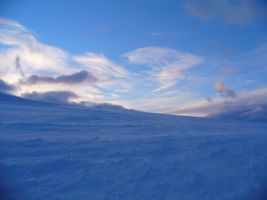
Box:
[0,92,267,200]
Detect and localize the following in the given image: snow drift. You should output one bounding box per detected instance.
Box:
[0,92,267,200]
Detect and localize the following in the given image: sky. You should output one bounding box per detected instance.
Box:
[0,0,267,117]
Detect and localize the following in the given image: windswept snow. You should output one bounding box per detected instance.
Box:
[0,92,267,200]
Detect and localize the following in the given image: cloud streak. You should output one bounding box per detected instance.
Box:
[73,53,129,83]
[186,0,267,25]
[124,46,204,92]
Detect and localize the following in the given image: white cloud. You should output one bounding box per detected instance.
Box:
[0,19,208,109]
[152,82,177,93]
[73,53,130,91]
[110,90,191,113]
[0,18,130,103]
[124,46,204,92]
[0,18,73,84]
[73,53,129,79]
[0,18,36,45]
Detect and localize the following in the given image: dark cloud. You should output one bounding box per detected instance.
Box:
[15,56,25,78]
[23,91,78,104]
[215,80,236,98]
[186,0,267,25]
[205,96,213,102]
[26,70,97,85]
[0,79,15,93]
[221,88,235,98]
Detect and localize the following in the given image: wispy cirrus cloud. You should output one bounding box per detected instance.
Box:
[185,0,267,25]
[124,46,204,92]
[73,53,129,79]
[0,19,72,77]
[0,18,36,45]
[73,53,131,91]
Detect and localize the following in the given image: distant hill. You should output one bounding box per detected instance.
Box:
[0,92,126,111]
[0,92,49,105]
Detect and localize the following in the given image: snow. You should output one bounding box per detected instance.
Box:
[0,92,267,200]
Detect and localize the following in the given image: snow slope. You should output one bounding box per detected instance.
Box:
[0,92,267,200]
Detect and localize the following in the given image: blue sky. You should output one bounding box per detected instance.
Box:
[0,0,267,116]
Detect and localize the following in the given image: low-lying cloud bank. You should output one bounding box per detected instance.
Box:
[210,104,267,122]
[171,87,267,121]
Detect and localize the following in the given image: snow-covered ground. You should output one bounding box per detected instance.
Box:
[0,92,267,200]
